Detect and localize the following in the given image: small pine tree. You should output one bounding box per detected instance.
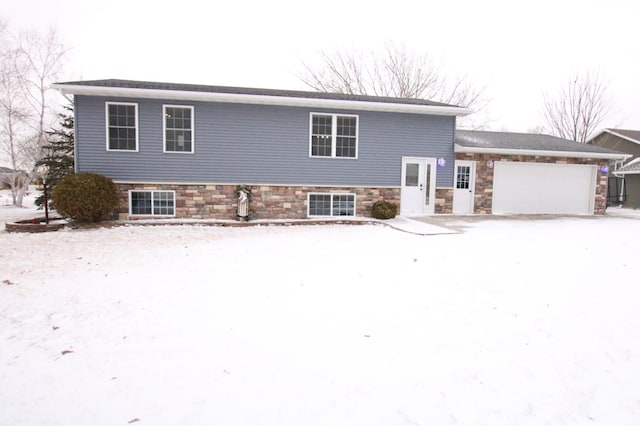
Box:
[35,105,75,208]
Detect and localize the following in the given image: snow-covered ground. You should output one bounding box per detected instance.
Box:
[606,205,640,219]
[0,188,41,229]
[2,215,640,425]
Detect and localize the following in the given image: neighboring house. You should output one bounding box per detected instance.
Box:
[455,131,628,215]
[588,129,640,206]
[613,158,640,208]
[52,79,627,219]
[0,167,12,190]
[0,167,28,191]
[52,79,472,219]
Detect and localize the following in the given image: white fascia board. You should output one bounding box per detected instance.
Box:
[454,143,631,160]
[614,170,640,176]
[626,157,640,166]
[51,84,473,117]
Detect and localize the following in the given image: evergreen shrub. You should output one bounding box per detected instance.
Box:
[52,173,119,223]
[371,200,398,219]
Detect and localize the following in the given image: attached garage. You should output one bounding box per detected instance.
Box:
[492,161,596,214]
[454,130,630,215]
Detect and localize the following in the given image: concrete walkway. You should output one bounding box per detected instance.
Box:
[384,216,458,235]
[118,216,458,236]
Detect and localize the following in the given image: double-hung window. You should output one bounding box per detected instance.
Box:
[308,193,356,217]
[310,113,358,158]
[129,190,176,216]
[164,105,194,153]
[106,102,138,151]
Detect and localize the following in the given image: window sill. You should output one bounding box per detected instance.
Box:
[309,156,358,160]
[128,215,176,218]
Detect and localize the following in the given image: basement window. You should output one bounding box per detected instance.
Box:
[129,190,175,216]
[308,193,355,217]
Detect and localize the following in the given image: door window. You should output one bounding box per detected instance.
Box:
[424,164,431,205]
[456,165,471,189]
[405,163,419,186]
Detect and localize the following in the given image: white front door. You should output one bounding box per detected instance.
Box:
[453,160,476,214]
[401,157,437,215]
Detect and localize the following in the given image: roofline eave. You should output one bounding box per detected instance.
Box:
[454,143,631,160]
[52,84,473,117]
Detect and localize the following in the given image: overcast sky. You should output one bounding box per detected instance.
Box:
[3,0,639,133]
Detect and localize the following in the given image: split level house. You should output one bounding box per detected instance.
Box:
[588,129,640,208]
[53,79,628,219]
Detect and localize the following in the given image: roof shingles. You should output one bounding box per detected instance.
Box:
[456,130,626,157]
[56,79,460,108]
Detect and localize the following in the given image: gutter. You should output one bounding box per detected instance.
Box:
[454,143,631,161]
[613,170,640,176]
[51,83,473,117]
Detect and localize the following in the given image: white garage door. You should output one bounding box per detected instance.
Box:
[492,161,597,214]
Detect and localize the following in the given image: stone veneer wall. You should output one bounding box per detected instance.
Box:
[455,153,609,215]
[117,183,400,220]
[435,188,453,214]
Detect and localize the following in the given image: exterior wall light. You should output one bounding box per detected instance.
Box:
[437,158,446,167]
[487,160,494,168]
[600,165,609,173]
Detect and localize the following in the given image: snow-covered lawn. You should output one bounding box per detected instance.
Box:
[0,188,41,229]
[2,216,640,425]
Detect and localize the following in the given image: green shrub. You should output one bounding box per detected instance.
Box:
[52,173,119,223]
[371,200,398,219]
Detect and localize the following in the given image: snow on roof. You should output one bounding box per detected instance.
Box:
[615,157,640,175]
[456,130,629,160]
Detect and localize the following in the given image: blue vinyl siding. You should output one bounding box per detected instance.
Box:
[75,95,456,187]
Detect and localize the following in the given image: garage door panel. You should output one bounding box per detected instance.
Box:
[492,162,596,214]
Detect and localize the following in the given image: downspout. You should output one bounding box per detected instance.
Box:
[73,95,78,173]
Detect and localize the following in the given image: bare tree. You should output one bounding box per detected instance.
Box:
[542,69,612,143]
[299,42,489,128]
[0,23,68,206]
[0,21,30,203]
[0,48,31,204]
[527,125,546,134]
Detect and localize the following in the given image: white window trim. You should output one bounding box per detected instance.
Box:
[307,192,356,217]
[105,101,139,152]
[128,190,176,217]
[163,104,195,154]
[308,112,359,159]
